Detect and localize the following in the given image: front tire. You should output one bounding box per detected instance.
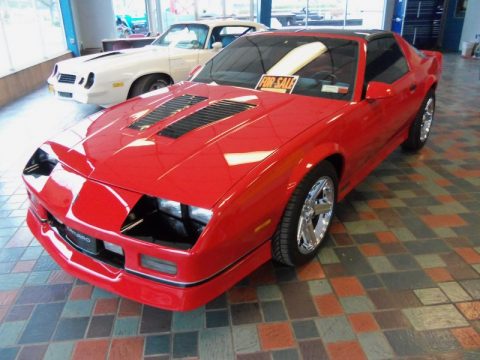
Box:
[272,161,338,266]
[129,74,170,98]
[402,90,435,152]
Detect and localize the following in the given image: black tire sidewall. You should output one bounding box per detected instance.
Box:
[130,75,169,98]
[403,90,435,151]
[276,161,338,266]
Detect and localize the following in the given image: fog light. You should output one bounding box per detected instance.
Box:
[141,255,177,275]
[104,241,123,255]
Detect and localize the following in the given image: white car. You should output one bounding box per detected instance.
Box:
[48,20,267,107]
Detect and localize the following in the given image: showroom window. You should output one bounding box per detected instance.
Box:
[0,0,67,76]
[271,0,386,29]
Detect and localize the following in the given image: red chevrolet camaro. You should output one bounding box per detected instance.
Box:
[23,30,442,310]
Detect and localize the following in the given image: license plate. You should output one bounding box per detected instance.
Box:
[66,227,99,255]
[48,84,54,94]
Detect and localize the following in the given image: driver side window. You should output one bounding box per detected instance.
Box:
[365,37,409,85]
[208,26,255,49]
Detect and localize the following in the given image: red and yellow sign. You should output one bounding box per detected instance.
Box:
[255,75,299,94]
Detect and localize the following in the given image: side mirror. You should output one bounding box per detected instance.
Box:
[212,42,223,52]
[365,81,394,100]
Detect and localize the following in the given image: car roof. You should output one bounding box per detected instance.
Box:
[171,19,266,28]
[271,28,392,41]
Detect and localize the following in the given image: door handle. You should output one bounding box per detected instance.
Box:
[409,83,417,92]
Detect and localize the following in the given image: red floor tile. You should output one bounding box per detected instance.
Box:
[421,214,467,228]
[0,290,18,306]
[296,261,325,281]
[425,267,453,282]
[109,337,144,360]
[375,231,398,243]
[331,277,365,297]
[70,285,93,300]
[73,339,110,360]
[47,270,75,284]
[360,244,383,257]
[451,327,480,349]
[454,248,480,264]
[327,341,367,360]
[315,294,343,316]
[258,322,295,350]
[94,298,119,315]
[11,260,36,273]
[118,298,142,317]
[368,199,390,209]
[348,313,379,333]
[456,302,480,320]
[228,286,257,303]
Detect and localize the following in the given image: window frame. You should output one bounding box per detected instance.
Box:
[363,35,410,89]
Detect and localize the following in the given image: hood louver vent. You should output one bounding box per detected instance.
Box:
[129,94,207,131]
[159,100,256,139]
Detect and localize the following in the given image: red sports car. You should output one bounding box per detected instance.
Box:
[23,30,442,311]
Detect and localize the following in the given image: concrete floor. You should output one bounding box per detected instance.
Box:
[0,54,479,360]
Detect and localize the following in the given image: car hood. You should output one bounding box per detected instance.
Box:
[56,46,183,74]
[47,82,348,208]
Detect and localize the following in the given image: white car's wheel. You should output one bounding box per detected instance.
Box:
[129,75,170,98]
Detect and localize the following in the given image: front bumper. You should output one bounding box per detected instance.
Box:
[47,78,126,107]
[26,208,271,311]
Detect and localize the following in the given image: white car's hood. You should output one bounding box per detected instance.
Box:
[56,46,191,74]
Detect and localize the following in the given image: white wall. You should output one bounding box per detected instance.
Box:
[72,0,116,50]
[460,0,480,44]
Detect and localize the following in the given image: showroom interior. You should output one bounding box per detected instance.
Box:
[0,0,480,359]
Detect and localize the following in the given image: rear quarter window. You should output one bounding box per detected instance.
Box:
[365,37,409,84]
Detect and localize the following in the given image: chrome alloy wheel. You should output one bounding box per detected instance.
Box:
[297,176,335,254]
[420,97,434,142]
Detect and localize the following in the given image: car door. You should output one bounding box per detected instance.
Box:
[342,36,413,179]
[166,24,208,81]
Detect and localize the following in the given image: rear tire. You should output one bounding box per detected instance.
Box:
[402,90,435,152]
[272,161,338,266]
[129,74,170,98]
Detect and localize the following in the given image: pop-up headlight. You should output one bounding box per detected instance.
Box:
[157,199,182,218]
[188,206,213,225]
[23,146,59,177]
[121,196,213,250]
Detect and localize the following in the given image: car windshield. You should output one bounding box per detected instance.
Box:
[193,35,358,100]
[152,24,209,49]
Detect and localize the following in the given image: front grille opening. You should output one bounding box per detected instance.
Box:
[58,91,73,98]
[58,73,76,84]
[48,213,125,268]
[121,196,204,250]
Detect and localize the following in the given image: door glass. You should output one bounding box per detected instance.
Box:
[365,37,409,84]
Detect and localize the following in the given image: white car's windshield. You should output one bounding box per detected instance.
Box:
[152,24,209,49]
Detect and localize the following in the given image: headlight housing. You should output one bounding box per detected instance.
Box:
[23,146,59,177]
[121,196,213,250]
[85,72,95,89]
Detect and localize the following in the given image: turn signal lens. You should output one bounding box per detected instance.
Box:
[103,241,123,255]
[141,255,177,275]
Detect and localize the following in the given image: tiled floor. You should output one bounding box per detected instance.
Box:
[0,54,479,360]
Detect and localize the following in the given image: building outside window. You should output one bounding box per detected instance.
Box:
[0,0,67,76]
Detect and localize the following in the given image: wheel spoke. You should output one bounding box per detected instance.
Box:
[314,202,331,215]
[302,219,317,248]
